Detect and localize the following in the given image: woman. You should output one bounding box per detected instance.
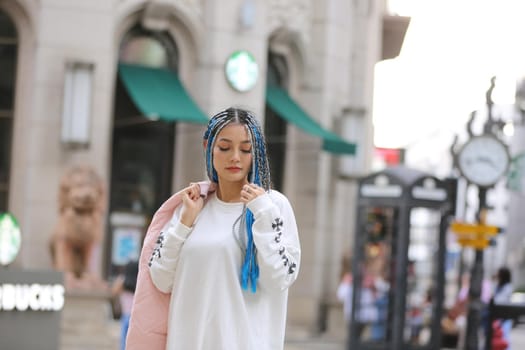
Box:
[127,107,301,350]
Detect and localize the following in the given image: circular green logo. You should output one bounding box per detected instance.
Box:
[225,50,259,92]
[0,213,22,266]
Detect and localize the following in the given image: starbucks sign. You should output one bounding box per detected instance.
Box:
[224,50,259,92]
[0,213,22,266]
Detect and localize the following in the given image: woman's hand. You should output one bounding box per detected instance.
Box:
[240,183,265,204]
[179,183,205,227]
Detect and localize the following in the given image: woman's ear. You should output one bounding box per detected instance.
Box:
[203,140,208,149]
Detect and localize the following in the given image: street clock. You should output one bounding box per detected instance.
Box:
[224,50,258,92]
[457,134,510,187]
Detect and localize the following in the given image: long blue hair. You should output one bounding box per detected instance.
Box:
[203,107,271,292]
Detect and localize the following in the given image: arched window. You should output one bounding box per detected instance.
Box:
[265,52,288,191]
[119,27,178,69]
[0,10,17,212]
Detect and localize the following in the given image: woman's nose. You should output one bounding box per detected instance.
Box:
[231,149,241,162]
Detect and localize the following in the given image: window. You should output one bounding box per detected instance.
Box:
[108,26,178,274]
[265,53,288,191]
[0,10,17,212]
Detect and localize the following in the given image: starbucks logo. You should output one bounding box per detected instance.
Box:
[224,50,259,92]
[0,213,22,266]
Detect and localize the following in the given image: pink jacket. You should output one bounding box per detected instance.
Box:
[126,182,215,350]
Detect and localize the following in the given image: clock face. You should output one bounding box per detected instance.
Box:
[457,135,510,187]
[224,50,258,92]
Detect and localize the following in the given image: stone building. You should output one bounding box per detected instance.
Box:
[0,0,408,339]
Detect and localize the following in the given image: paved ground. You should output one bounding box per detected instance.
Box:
[285,338,344,350]
[284,322,525,350]
[510,322,525,349]
[284,326,345,350]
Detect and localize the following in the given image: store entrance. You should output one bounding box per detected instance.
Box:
[107,77,175,277]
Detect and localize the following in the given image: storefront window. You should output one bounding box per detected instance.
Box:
[0,10,17,212]
[265,53,288,191]
[108,26,178,275]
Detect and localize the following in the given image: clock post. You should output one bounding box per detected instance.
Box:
[453,77,510,350]
[464,191,487,350]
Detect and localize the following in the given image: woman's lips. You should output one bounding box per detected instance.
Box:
[226,167,241,173]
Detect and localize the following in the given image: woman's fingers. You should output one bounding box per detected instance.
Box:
[180,190,191,205]
[186,183,201,201]
[241,183,264,202]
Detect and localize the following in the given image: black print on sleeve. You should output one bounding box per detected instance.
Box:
[288,262,297,274]
[272,216,297,275]
[272,218,283,231]
[273,218,283,243]
[148,231,165,267]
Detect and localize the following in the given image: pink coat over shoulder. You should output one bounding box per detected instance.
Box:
[126,182,215,350]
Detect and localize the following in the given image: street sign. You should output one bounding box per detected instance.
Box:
[456,238,490,249]
[450,221,500,248]
[507,152,525,194]
[450,222,499,235]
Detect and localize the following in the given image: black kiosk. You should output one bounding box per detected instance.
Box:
[348,165,452,350]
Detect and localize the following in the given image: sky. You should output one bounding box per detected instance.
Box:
[373,0,525,150]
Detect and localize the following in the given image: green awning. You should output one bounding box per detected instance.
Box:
[265,86,357,155]
[118,63,208,124]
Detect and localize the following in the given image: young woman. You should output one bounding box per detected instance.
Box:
[127,107,301,350]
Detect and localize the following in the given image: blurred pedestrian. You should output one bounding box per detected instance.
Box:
[493,266,513,350]
[126,107,301,350]
[336,252,353,323]
[111,260,138,350]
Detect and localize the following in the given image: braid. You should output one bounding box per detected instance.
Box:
[203,107,272,293]
[204,110,231,182]
[247,116,271,190]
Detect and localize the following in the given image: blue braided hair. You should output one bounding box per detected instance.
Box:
[203,107,271,293]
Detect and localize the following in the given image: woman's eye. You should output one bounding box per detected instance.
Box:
[241,149,252,154]
[218,146,229,152]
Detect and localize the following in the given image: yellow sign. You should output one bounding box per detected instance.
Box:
[450,222,499,236]
[456,238,490,249]
[450,221,500,249]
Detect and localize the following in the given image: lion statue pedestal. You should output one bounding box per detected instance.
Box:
[50,165,107,290]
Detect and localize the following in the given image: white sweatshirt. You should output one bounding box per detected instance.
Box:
[149,190,301,350]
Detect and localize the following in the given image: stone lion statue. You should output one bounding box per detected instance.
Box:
[50,165,105,280]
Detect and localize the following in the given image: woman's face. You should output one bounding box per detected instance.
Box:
[212,123,253,184]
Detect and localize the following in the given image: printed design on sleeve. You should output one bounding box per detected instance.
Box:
[148,231,165,267]
[288,261,297,274]
[273,217,297,275]
[273,218,283,243]
[272,218,283,231]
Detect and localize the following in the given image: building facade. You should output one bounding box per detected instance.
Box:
[0,0,408,332]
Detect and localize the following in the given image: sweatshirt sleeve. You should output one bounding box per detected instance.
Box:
[148,208,193,293]
[247,190,301,291]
